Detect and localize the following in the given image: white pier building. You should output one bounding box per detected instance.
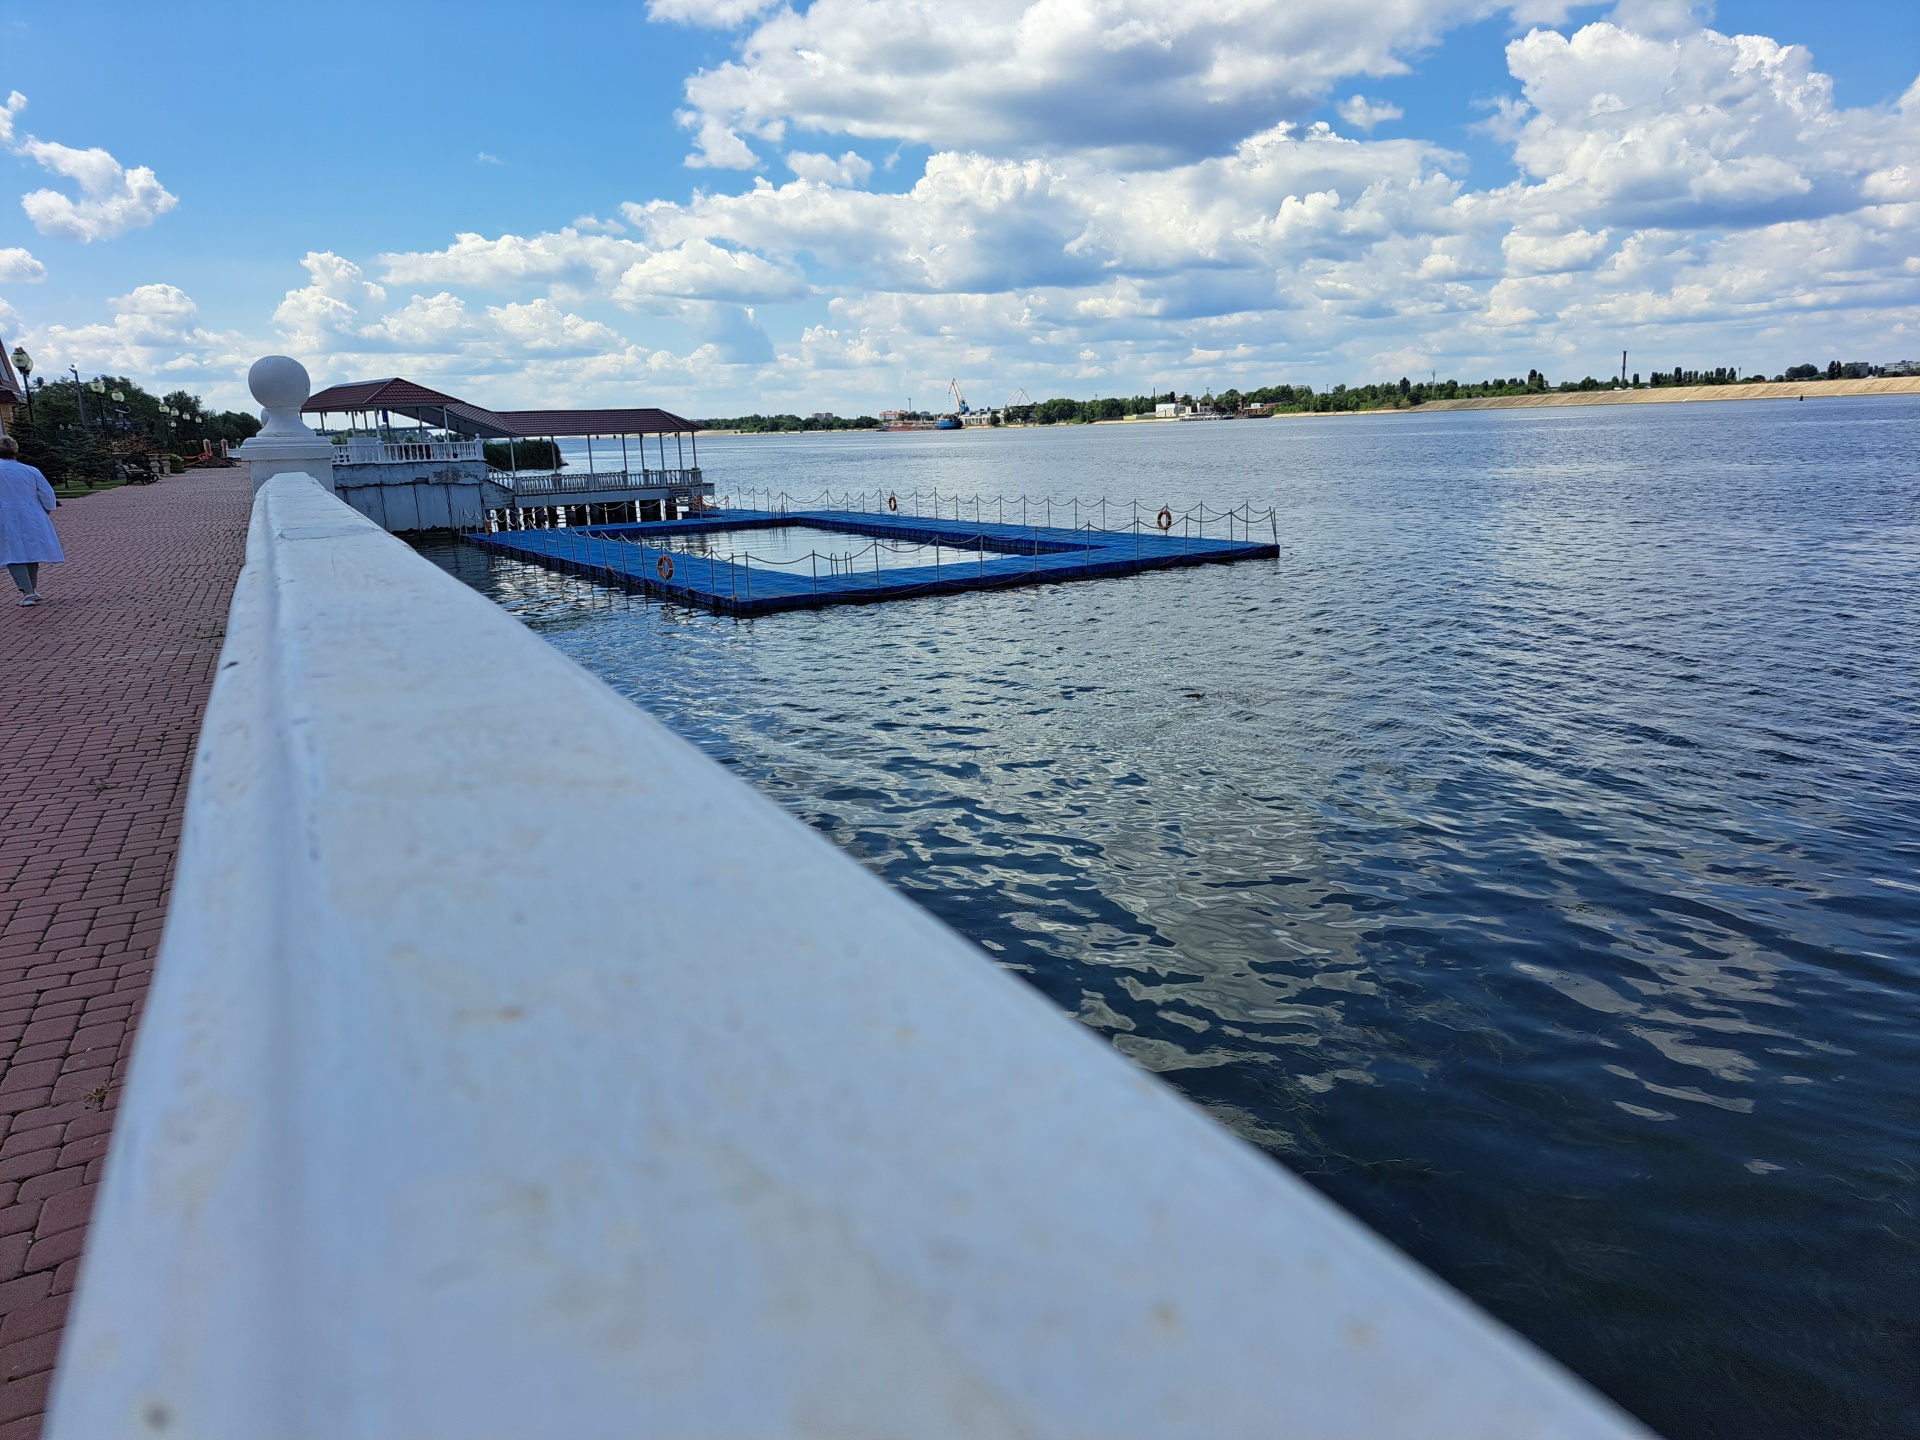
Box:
[303,376,711,533]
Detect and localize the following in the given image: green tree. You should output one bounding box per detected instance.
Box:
[484,439,564,470]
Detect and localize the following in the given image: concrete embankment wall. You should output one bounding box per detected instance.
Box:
[1417,376,1920,412]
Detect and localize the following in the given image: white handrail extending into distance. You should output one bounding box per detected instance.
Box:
[49,469,1647,1439]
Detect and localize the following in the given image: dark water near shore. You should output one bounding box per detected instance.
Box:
[422,399,1920,1440]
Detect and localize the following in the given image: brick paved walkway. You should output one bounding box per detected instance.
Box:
[0,467,253,1438]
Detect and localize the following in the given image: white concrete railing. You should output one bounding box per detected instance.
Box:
[498,465,705,496]
[49,474,1647,1440]
[333,437,484,465]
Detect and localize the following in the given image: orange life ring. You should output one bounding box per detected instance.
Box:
[888,493,899,513]
[1156,506,1174,531]
[657,553,675,580]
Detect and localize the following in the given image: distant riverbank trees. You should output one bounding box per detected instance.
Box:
[688,355,1911,438]
[697,413,880,432]
[982,358,1906,424]
[999,376,1558,421]
[483,439,562,470]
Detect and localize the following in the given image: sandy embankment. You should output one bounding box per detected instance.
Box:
[1417,376,1920,412]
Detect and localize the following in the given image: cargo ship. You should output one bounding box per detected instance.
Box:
[878,409,940,432]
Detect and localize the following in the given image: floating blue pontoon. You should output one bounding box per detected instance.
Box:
[467,508,1278,616]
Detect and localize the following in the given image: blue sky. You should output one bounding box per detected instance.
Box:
[1,0,1915,413]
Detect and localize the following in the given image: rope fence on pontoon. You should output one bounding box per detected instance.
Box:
[712,488,1279,544]
[505,507,1275,608]
[608,525,1118,605]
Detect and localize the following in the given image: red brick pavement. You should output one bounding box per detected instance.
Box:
[0,467,253,1438]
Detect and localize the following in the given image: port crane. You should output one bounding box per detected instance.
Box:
[947,379,970,415]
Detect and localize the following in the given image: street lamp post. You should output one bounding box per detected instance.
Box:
[10,346,32,425]
[108,391,129,475]
[70,365,88,428]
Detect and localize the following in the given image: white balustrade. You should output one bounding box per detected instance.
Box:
[501,466,705,496]
[49,472,1646,1440]
[333,437,484,466]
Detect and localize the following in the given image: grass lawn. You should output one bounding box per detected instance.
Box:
[51,477,132,500]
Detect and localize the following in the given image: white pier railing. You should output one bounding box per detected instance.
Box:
[49,473,1646,1440]
[332,436,485,465]
[498,465,705,496]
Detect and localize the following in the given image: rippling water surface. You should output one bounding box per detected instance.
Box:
[423,399,1920,1440]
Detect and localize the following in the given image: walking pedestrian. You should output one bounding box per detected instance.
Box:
[0,434,63,607]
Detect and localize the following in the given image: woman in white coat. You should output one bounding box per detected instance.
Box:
[0,434,63,607]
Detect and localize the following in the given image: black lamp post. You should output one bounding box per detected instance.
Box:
[9,346,31,425]
[70,365,88,428]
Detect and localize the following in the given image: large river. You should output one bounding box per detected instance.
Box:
[423,398,1920,1440]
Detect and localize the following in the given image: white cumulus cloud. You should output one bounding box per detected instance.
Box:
[675,0,1491,169]
[613,237,810,304]
[1500,22,1903,228]
[25,284,247,382]
[648,0,780,26]
[379,228,647,292]
[1336,95,1405,132]
[0,247,47,283]
[267,250,679,400]
[13,133,178,242]
[488,298,629,354]
[273,252,390,348]
[1501,225,1611,274]
[786,149,875,186]
[3,92,177,242]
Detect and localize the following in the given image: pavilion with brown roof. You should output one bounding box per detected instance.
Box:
[299,376,710,531]
[305,377,694,443]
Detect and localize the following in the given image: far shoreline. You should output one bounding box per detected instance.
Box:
[695,375,1920,435]
[1410,375,1920,413]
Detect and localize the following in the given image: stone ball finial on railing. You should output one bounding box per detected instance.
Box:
[249,355,314,438]
[238,355,335,495]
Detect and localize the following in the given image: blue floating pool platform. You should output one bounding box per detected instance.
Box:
[466,509,1278,616]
